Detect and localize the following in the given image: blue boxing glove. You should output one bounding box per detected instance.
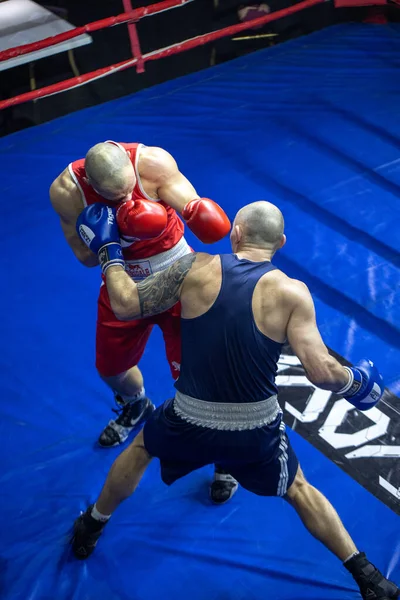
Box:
[338,359,384,411]
[76,204,124,274]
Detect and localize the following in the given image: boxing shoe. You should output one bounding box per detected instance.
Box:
[71,505,107,559]
[210,466,239,504]
[99,396,155,447]
[345,552,399,599]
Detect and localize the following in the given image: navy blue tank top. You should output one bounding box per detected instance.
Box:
[175,254,283,403]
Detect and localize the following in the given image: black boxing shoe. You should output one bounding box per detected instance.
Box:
[210,466,239,504]
[99,396,155,447]
[344,552,399,599]
[71,505,108,559]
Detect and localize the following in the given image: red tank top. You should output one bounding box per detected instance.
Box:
[68,142,184,260]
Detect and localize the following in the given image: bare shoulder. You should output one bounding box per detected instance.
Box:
[261,269,311,307]
[190,251,218,270]
[281,275,310,301]
[279,276,316,324]
[161,252,218,291]
[139,146,177,184]
[169,252,216,282]
[49,166,84,220]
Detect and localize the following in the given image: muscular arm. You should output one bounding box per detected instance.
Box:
[142,147,199,212]
[50,168,99,267]
[286,281,349,391]
[105,253,198,320]
[141,147,230,244]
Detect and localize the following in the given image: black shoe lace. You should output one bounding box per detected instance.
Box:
[111,405,123,417]
[112,394,126,415]
[111,400,146,426]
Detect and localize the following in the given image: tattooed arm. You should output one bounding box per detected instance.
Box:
[105,253,198,321]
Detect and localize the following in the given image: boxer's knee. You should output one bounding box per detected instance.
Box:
[119,430,153,485]
[127,429,153,464]
[285,465,309,503]
[99,365,144,397]
[108,430,153,498]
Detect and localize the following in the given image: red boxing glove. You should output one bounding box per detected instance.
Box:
[116,199,167,241]
[182,198,231,244]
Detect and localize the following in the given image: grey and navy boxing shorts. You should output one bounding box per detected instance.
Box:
[143,397,298,497]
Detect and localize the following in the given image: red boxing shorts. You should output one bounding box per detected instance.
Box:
[95,284,181,378]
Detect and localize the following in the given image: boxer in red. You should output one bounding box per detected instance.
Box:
[50,141,236,502]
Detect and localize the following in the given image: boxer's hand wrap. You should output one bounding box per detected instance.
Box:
[76,204,125,274]
[116,199,168,244]
[338,359,384,411]
[182,198,231,244]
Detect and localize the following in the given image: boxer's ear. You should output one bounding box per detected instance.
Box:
[230,224,241,251]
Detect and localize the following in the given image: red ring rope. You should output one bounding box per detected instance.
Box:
[122,0,145,74]
[0,0,191,62]
[0,0,323,111]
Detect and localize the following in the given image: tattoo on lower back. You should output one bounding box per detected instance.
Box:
[137,253,197,318]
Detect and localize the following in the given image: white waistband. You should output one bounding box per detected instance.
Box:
[173,390,281,431]
[124,237,191,281]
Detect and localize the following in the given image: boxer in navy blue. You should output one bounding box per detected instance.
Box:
[71,201,398,600]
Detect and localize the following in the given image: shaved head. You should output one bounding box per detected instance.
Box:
[84,142,136,201]
[232,201,284,251]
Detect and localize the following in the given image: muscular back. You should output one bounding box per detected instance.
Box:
[178,249,347,395]
[252,270,298,343]
[108,250,348,391]
[180,253,293,344]
[177,252,345,392]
